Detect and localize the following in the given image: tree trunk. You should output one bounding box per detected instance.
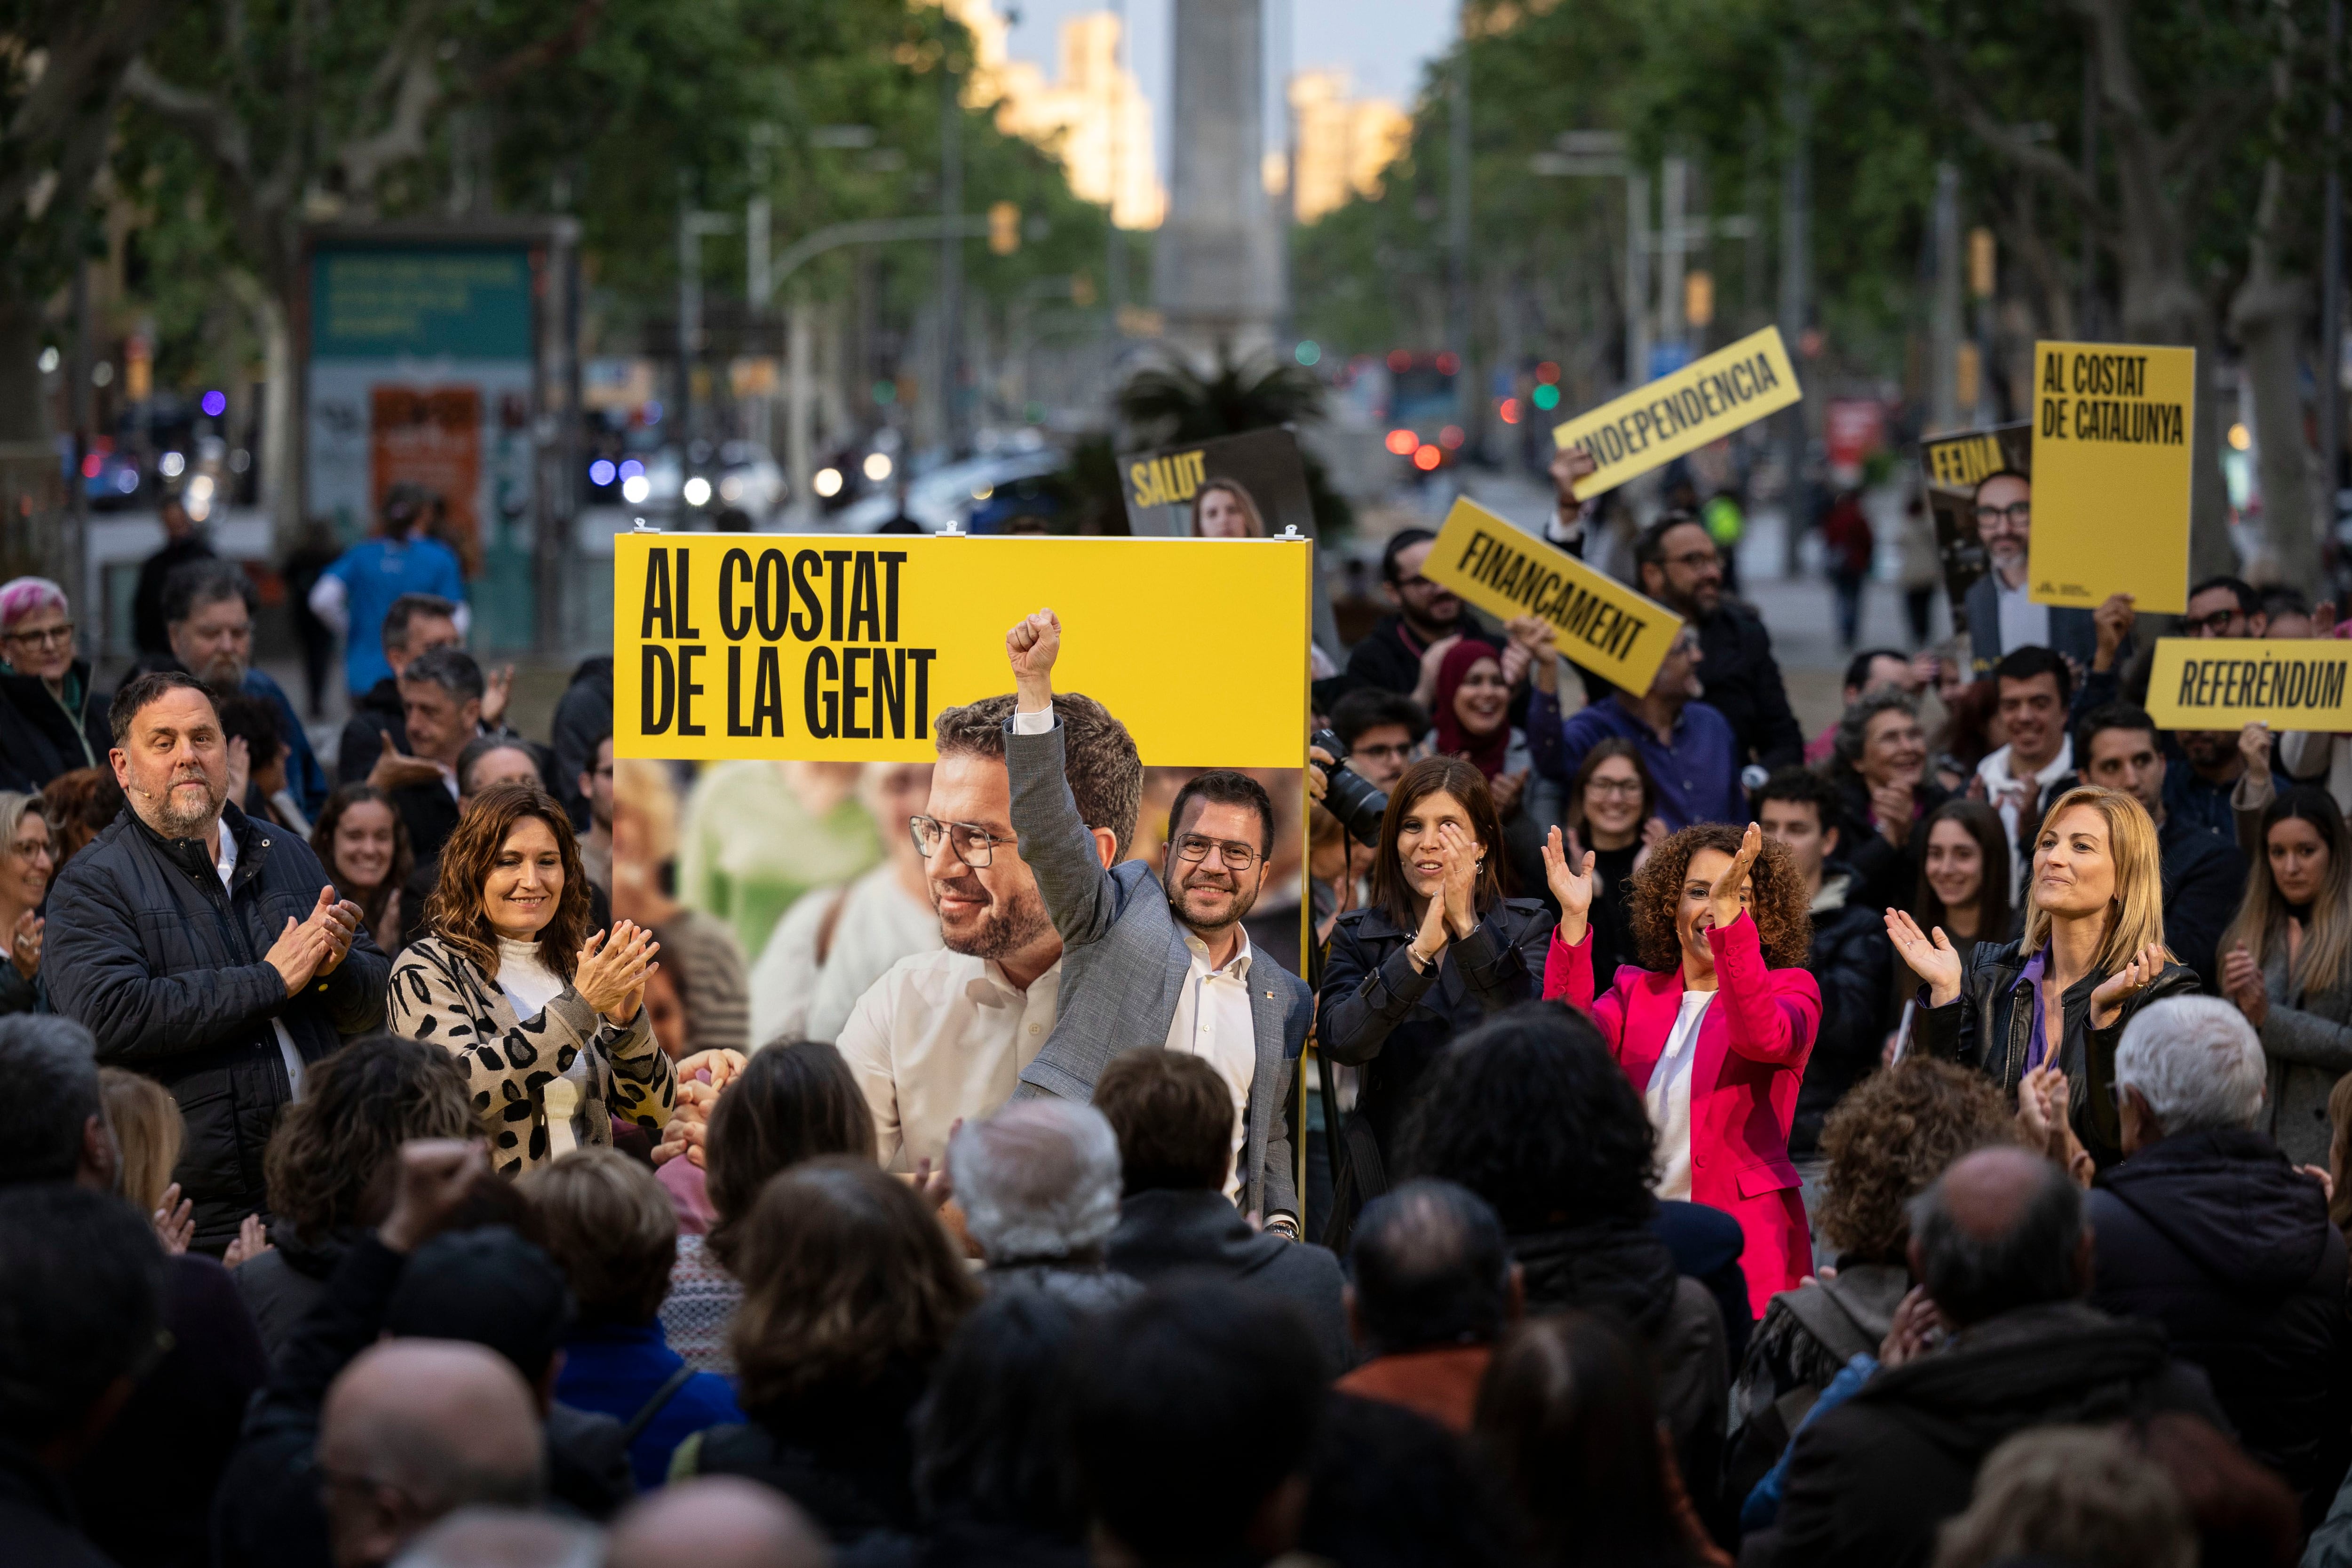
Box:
[0,294,68,585]
[2231,159,2319,586]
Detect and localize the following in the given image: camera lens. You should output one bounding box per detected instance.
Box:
[1313,728,1389,847]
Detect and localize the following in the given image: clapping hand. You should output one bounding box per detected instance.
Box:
[1884,908,1965,1005]
[1541,825,1596,944]
[1506,616,1561,694]
[2089,941,2168,1028]
[2222,943,2268,1028]
[1489,767,1528,820]
[263,908,335,996]
[575,920,660,1022]
[2018,1067,2095,1187]
[481,664,515,729]
[303,884,364,977]
[9,908,41,980]
[1705,821,1763,934]
[151,1182,193,1255]
[1410,632,1463,711]
[224,1213,273,1268]
[1869,778,1915,848]
[368,731,451,793]
[1879,1285,1939,1369]
[673,1048,746,1091]
[224,734,252,806]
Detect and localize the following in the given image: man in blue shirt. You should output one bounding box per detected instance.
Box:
[309,484,468,700]
[1521,620,1744,829]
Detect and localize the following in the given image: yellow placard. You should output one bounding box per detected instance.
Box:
[1422,499,1685,695]
[2027,340,2194,613]
[2143,638,2352,730]
[612,533,1310,764]
[1552,326,1804,498]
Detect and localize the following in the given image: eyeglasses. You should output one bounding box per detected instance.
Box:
[2,622,72,649]
[2184,608,2243,636]
[1974,501,2032,528]
[1172,834,1258,871]
[1351,742,1413,763]
[909,814,1016,868]
[1661,549,1720,571]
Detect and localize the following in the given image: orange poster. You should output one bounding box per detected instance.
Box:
[369,385,482,575]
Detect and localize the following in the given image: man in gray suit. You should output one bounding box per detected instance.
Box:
[1003,608,1312,1235]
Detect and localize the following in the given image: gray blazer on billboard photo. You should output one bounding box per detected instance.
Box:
[1005,716,1310,1222]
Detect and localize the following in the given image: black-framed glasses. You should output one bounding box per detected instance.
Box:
[2185,608,2243,636]
[909,814,1016,868]
[1350,741,1413,763]
[2,621,73,648]
[1974,501,2032,527]
[1661,548,1720,571]
[1172,834,1258,871]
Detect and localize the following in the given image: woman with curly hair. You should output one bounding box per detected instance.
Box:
[1728,1059,2019,1506]
[1543,819,1821,1313]
[388,781,675,1177]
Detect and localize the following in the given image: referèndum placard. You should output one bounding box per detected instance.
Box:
[1422,499,1685,695]
[2144,638,2352,731]
[1553,326,1804,499]
[2027,340,2194,614]
[612,533,1310,764]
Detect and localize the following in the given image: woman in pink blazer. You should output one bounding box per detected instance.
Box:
[1541,820,1820,1316]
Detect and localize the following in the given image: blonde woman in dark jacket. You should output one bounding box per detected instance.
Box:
[388,781,674,1177]
[1889,785,2197,1172]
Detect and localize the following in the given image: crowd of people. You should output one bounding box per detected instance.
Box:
[4,449,2352,1568]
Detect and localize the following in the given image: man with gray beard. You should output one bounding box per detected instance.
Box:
[46,670,386,1251]
[835,692,1140,1180]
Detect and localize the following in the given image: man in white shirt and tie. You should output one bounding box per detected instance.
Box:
[834,693,1140,1180]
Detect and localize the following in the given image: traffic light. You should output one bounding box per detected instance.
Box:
[989,201,1020,255]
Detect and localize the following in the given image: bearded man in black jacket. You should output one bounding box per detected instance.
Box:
[46,671,386,1253]
[2091,996,2352,1527]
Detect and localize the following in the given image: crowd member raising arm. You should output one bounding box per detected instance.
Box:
[1543,819,1821,1315]
[388,781,675,1177]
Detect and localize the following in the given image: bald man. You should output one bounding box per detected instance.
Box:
[318,1340,544,1568]
[605,1478,830,1568]
[1764,1146,2230,1568]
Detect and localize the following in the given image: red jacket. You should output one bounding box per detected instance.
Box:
[1544,911,1818,1316]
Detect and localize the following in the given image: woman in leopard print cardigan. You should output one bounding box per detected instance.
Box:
[388,782,674,1176]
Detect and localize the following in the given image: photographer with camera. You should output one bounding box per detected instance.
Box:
[1317,756,1551,1238]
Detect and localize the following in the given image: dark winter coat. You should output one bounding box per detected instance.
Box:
[2154,812,2247,995]
[0,1438,111,1568]
[1793,876,1894,1157]
[230,1221,356,1361]
[44,804,389,1250]
[1509,1217,1729,1513]
[1911,938,2200,1171]
[1766,1301,2229,1568]
[334,677,407,786]
[683,1359,934,1542]
[0,659,111,792]
[550,655,613,830]
[1107,1187,1353,1377]
[2089,1127,2352,1522]
[1318,897,1552,1167]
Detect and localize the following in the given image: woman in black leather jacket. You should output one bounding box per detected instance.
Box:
[1319,756,1549,1200]
[1887,784,2197,1170]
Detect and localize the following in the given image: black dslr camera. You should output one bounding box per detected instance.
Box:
[1313,728,1389,848]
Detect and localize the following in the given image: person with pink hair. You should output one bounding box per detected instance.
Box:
[0,576,110,793]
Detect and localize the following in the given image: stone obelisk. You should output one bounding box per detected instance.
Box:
[1151,0,1284,359]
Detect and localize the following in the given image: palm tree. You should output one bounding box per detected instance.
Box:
[1114,349,1354,538]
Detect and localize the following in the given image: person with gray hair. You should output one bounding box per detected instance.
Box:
[1333,1178,1520,1434]
[1767,1146,2229,1568]
[604,1478,830,1568]
[318,1340,547,1568]
[949,1098,1139,1311]
[0,1012,111,1187]
[2088,995,2352,1524]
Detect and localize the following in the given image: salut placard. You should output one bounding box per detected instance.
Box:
[2027,340,2195,615]
[2144,639,2352,732]
[611,533,1311,765]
